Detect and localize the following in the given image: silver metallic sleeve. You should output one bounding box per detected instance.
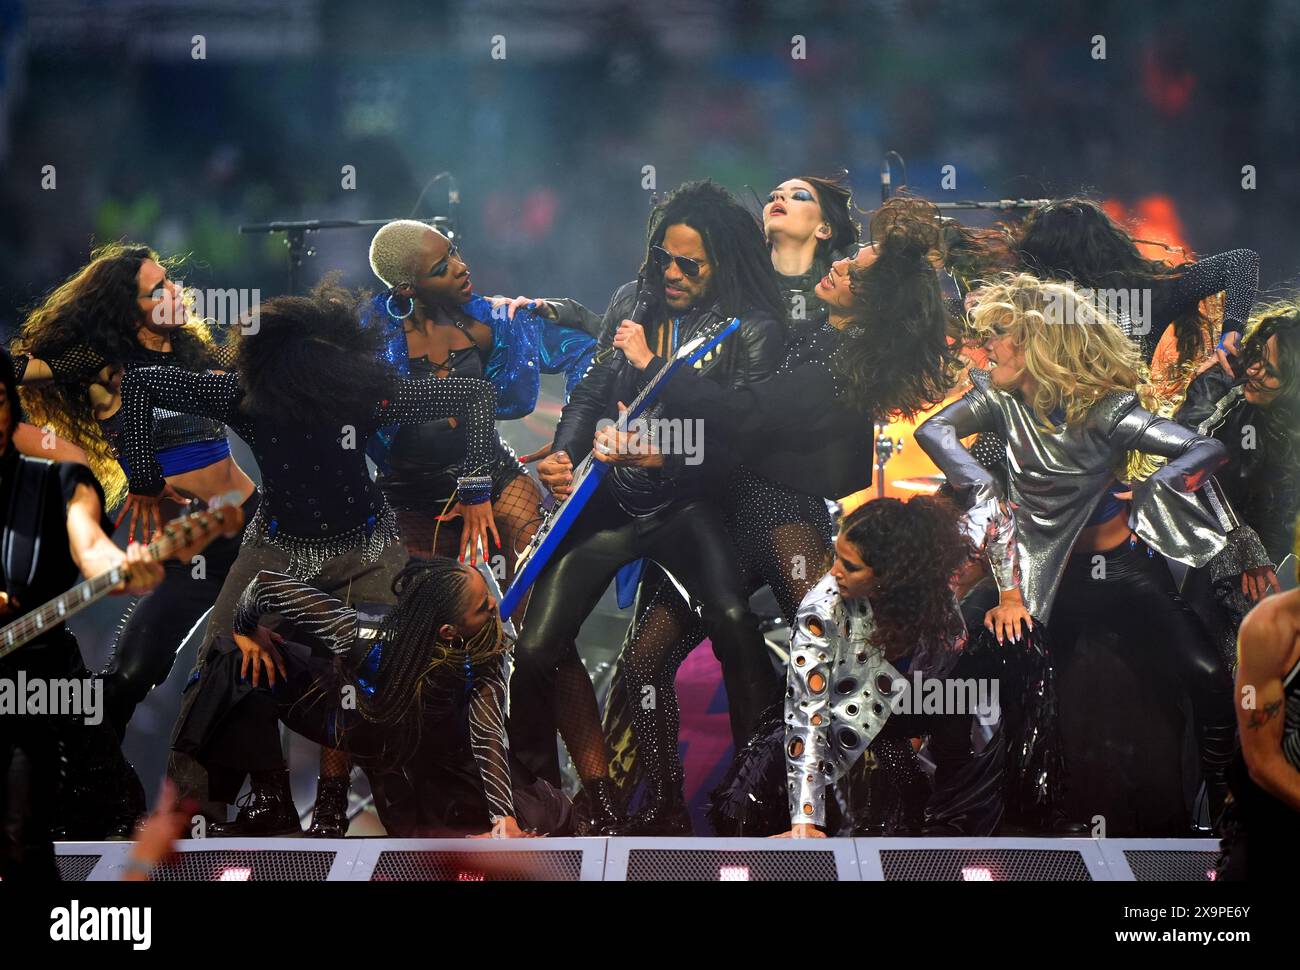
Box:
[915,384,1022,595]
[785,577,904,829]
[786,648,833,827]
[1115,406,1231,566]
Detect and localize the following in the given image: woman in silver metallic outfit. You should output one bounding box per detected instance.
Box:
[916,275,1236,830]
[776,496,977,838]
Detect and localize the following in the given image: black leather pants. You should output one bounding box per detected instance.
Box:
[1052,540,1236,795]
[510,483,779,786]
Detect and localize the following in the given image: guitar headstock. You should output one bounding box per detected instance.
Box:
[673,317,742,366]
[153,500,245,563]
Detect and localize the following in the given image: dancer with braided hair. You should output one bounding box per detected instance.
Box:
[607,198,956,834]
[177,558,563,837]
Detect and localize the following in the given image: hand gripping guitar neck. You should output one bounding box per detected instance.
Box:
[499,317,742,619]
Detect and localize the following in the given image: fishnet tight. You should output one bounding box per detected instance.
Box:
[623,497,831,788]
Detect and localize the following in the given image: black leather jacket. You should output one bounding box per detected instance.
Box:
[551,280,785,508]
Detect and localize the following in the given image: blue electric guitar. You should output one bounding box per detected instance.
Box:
[500,317,743,618]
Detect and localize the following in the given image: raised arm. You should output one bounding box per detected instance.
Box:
[118,366,242,496]
[10,343,113,386]
[232,570,358,656]
[1175,250,1260,338]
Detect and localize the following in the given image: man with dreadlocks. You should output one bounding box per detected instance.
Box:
[517,179,788,832]
[176,557,566,837]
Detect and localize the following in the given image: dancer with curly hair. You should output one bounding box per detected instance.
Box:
[776,496,975,837]
[10,243,259,739]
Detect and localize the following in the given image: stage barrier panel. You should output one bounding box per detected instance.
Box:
[51,837,1222,881]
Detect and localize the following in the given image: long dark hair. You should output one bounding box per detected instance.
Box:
[642,179,788,325]
[842,495,968,671]
[1014,198,1204,365]
[798,174,860,261]
[235,278,394,429]
[14,242,220,504]
[1241,302,1300,432]
[832,197,957,419]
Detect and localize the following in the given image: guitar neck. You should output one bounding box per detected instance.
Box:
[0,530,181,661]
[615,349,688,427]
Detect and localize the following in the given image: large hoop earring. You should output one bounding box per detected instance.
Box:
[386,292,414,320]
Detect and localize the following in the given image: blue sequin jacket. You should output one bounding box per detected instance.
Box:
[364,292,598,472]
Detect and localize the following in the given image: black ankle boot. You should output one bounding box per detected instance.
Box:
[621,771,692,836]
[580,778,625,836]
[209,770,301,837]
[305,777,350,838]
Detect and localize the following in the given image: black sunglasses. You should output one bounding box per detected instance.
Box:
[650,245,701,278]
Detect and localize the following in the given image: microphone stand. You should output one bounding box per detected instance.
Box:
[879,149,1048,212]
[239,216,457,295]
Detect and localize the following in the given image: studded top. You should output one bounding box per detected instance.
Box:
[118,365,497,571]
[1117,250,1260,361]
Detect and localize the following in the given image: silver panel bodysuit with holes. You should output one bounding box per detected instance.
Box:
[786,573,904,828]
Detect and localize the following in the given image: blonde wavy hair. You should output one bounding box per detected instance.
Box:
[966,273,1144,427]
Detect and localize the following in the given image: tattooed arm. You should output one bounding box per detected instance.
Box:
[1235,596,1300,813]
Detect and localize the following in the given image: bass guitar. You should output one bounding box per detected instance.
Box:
[0,501,245,661]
